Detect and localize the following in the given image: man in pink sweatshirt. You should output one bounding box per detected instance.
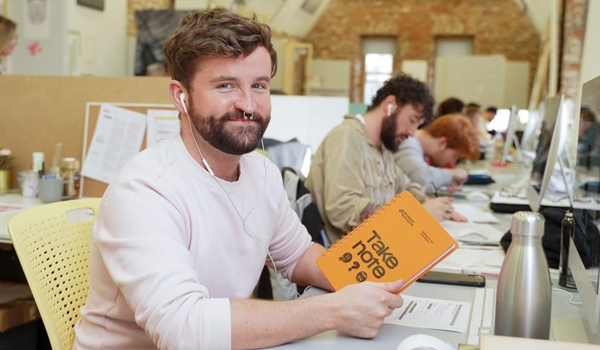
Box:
[73,7,404,350]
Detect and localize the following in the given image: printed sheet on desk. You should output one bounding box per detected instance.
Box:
[434,246,505,277]
[383,295,470,333]
[452,203,499,224]
[440,221,504,245]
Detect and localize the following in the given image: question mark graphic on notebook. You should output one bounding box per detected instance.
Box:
[348,261,360,271]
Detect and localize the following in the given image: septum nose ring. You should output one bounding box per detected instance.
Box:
[243,112,254,120]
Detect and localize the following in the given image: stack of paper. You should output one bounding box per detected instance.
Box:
[452,203,500,224]
[440,221,504,245]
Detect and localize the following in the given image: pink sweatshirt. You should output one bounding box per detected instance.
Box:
[73,136,312,350]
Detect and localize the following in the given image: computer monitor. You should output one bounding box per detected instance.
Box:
[526,95,568,213]
[570,74,600,335]
[520,108,542,160]
[500,105,519,164]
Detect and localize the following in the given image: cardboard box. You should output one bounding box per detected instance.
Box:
[0,281,39,333]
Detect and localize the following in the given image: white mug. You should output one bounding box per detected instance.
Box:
[18,171,39,198]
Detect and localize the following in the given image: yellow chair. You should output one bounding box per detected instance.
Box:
[8,198,101,350]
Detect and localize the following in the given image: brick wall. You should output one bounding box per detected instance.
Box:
[304,0,541,102]
[127,0,174,37]
[560,0,588,100]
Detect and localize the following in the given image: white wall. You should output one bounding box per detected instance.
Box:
[505,61,530,109]
[8,0,69,75]
[310,59,351,97]
[67,0,127,76]
[580,0,600,84]
[401,60,428,83]
[266,95,349,152]
[6,0,127,76]
[435,55,507,108]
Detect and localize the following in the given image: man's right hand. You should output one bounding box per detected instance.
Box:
[423,196,454,222]
[327,280,404,338]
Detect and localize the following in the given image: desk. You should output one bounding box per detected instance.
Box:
[273,162,600,348]
[0,193,42,244]
[271,279,596,349]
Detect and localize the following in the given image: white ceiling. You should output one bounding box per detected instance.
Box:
[175,0,331,37]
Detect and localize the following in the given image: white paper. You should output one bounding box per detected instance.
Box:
[384,295,470,333]
[23,0,51,39]
[440,221,504,245]
[82,104,147,184]
[452,203,499,224]
[434,247,505,277]
[146,109,180,147]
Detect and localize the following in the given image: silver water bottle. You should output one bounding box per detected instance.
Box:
[494,211,552,339]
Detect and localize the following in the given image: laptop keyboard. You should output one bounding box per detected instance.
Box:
[467,288,495,345]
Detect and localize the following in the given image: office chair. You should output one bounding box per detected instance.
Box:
[8,198,101,350]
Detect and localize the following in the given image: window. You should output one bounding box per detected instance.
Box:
[362,38,396,104]
[364,54,393,105]
[435,37,474,58]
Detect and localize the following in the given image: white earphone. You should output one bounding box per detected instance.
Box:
[179,92,215,177]
[387,103,393,117]
[179,92,188,114]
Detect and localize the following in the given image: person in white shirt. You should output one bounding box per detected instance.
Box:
[73,8,404,350]
[394,114,480,193]
[466,103,489,140]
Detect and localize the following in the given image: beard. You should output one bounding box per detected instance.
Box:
[380,114,406,153]
[188,98,270,156]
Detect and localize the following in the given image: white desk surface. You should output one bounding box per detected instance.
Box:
[269,279,590,349]
[0,193,42,244]
[272,162,599,348]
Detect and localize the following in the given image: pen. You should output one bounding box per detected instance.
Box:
[431,183,439,198]
[461,268,500,278]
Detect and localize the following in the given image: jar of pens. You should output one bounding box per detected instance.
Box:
[18,144,80,203]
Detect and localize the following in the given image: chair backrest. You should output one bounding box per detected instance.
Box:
[8,198,101,350]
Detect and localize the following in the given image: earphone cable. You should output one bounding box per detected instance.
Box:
[184,104,302,299]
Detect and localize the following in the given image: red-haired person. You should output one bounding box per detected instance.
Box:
[394,114,480,193]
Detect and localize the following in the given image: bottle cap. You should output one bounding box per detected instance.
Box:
[510,211,545,237]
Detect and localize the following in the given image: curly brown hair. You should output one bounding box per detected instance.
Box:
[424,114,480,161]
[367,74,434,123]
[164,7,277,90]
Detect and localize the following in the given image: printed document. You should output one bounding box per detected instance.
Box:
[452,203,500,224]
[82,104,146,184]
[384,295,470,333]
[146,109,180,147]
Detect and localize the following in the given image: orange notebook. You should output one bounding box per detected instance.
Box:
[317,191,457,294]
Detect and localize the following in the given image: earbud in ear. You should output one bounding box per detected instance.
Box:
[387,103,393,117]
[179,93,188,115]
